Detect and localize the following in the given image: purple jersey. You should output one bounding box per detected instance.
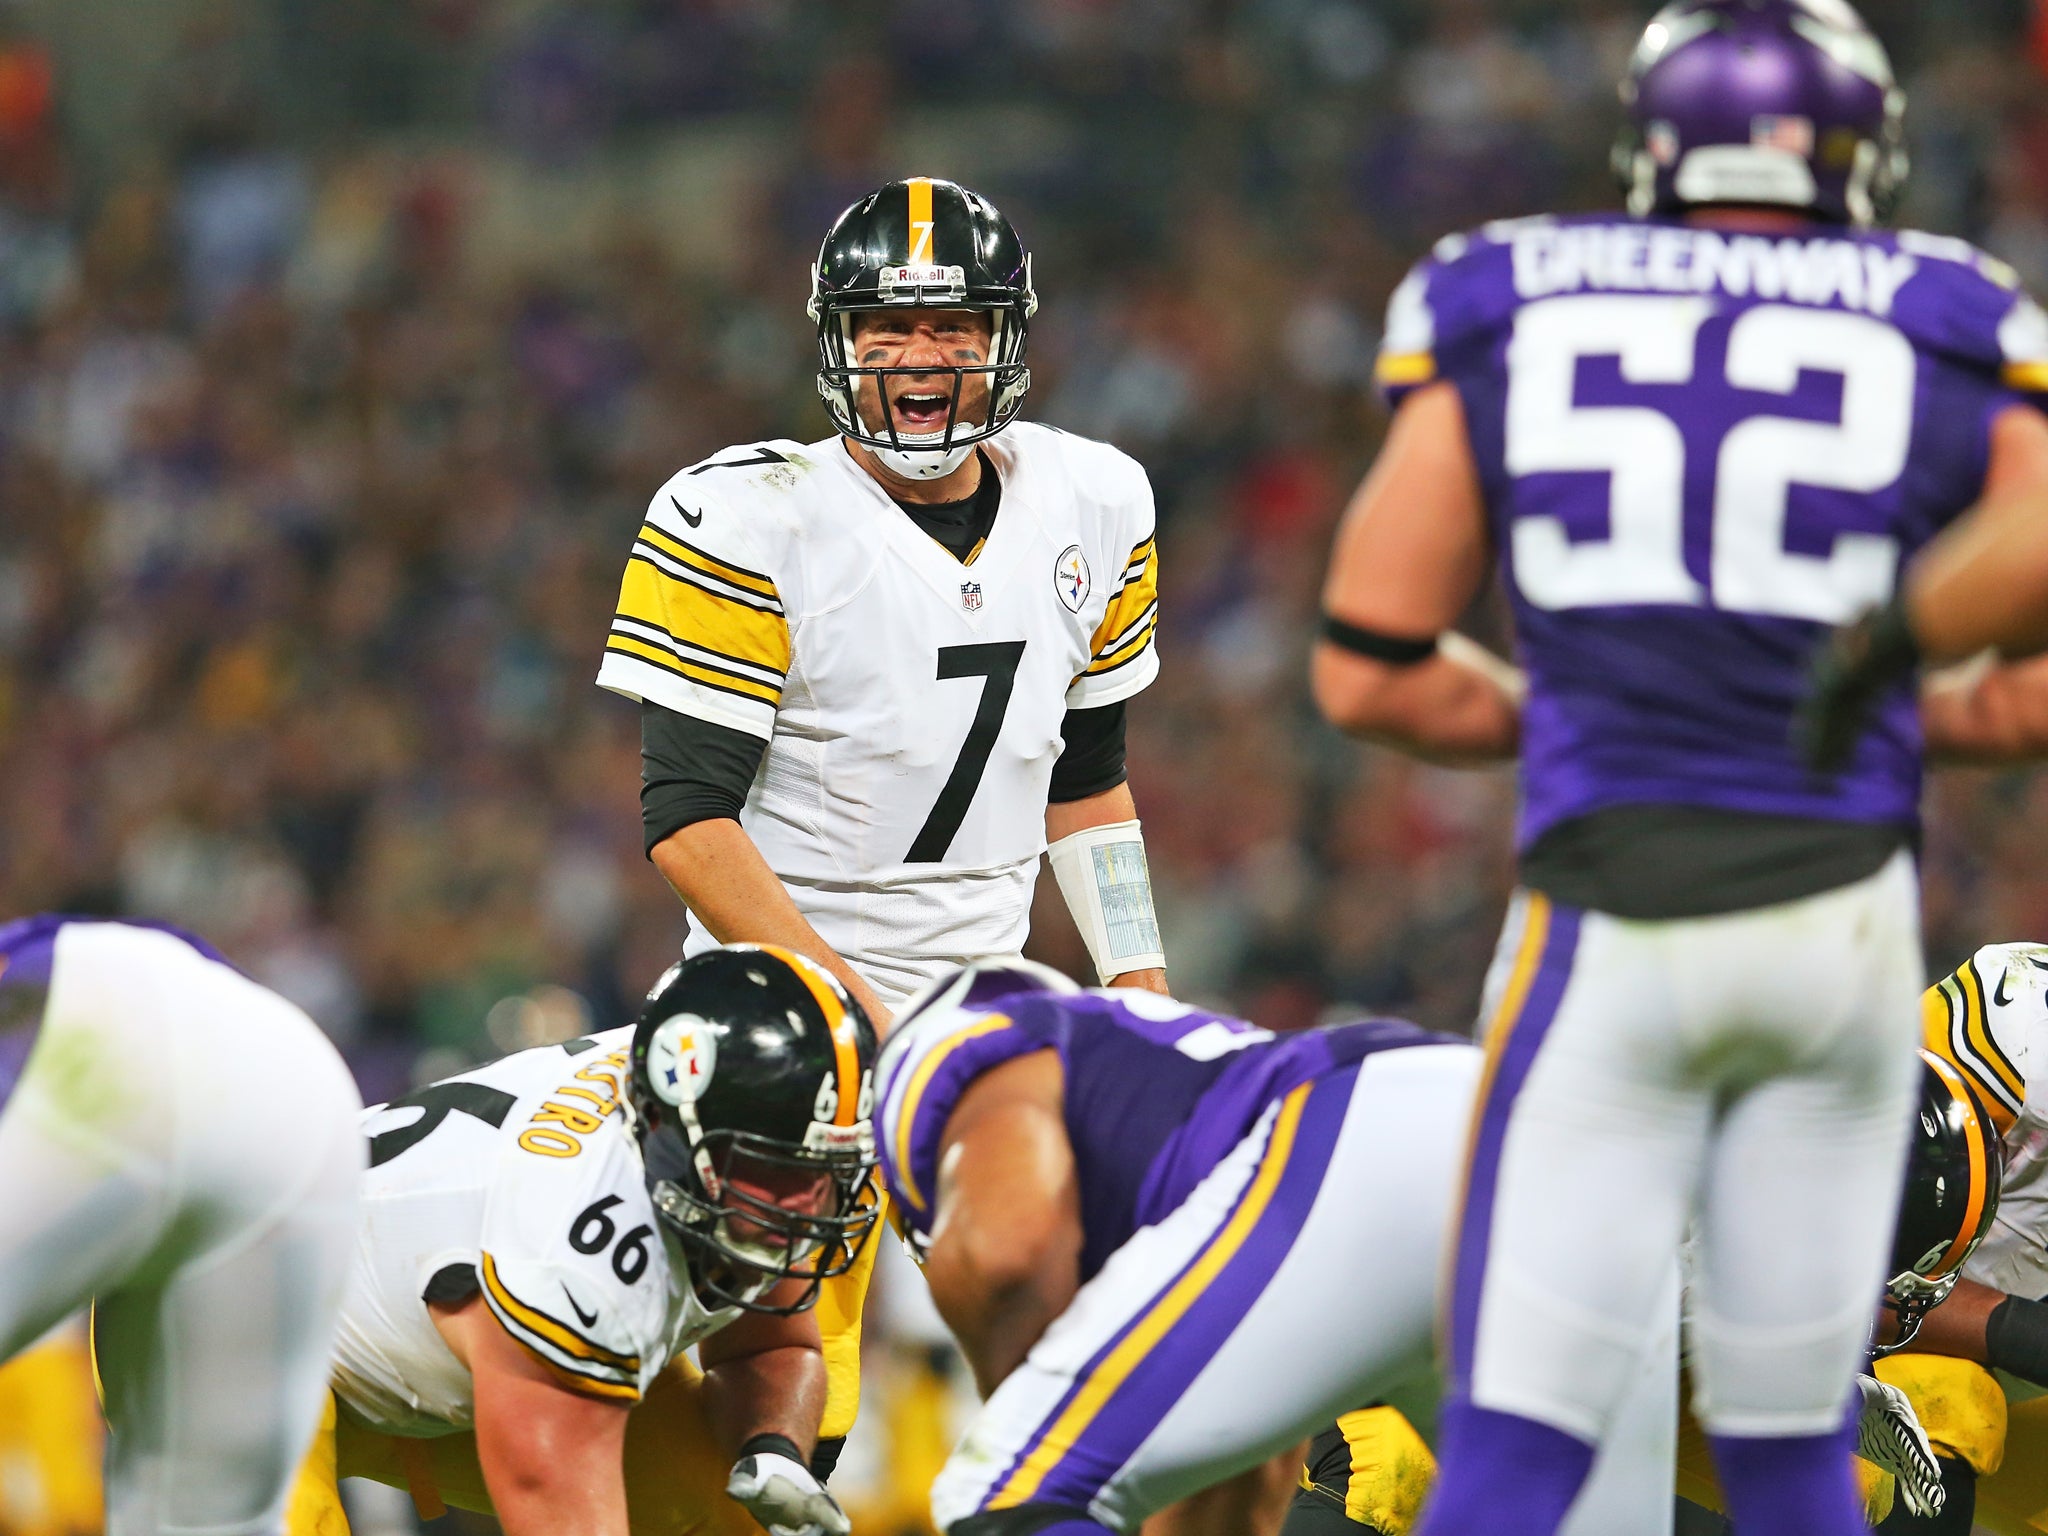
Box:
[0,915,232,1105]
[876,985,1456,1280]
[1376,213,2048,848]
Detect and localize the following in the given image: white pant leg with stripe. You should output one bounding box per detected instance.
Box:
[934,1044,1476,1534]
[0,924,364,1536]
[1449,851,1922,1448]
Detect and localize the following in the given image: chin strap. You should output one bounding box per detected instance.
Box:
[872,439,976,480]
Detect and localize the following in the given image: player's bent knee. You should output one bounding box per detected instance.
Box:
[1873,1354,2008,1477]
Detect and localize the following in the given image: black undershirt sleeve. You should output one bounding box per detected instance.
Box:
[640,702,769,856]
[1048,701,1128,804]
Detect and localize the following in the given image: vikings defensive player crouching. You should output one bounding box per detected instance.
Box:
[0,916,363,1536]
[286,947,879,1536]
[875,960,1694,1536]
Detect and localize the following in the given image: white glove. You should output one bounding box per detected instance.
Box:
[727,1450,851,1536]
[1854,1372,1945,1519]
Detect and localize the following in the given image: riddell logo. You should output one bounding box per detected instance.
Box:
[883,265,949,284]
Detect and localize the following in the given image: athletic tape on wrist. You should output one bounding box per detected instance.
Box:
[1047,818,1164,983]
[739,1432,807,1466]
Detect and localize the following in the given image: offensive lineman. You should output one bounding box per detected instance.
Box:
[596,175,1170,1454]
[1309,4,2048,1534]
[0,914,364,1536]
[1862,944,2048,1533]
[286,946,879,1536]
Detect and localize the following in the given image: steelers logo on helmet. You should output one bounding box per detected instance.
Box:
[645,1014,718,1106]
[627,944,883,1316]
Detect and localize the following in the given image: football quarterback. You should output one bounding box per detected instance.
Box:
[597,174,1168,1450]
[285,946,879,1536]
[1309,5,2048,1534]
[597,176,1165,1029]
[873,960,1679,1536]
[0,915,364,1536]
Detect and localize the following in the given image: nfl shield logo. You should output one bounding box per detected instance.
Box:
[961,582,983,611]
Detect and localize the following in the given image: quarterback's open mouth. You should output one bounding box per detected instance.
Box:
[891,391,954,432]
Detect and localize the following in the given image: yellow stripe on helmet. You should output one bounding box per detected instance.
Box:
[1923,1053,1995,1280]
[907,177,936,265]
[758,945,863,1127]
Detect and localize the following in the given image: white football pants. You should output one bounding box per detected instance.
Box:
[1449,852,1922,1444]
[931,1042,1678,1535]
[0,923,364,1535]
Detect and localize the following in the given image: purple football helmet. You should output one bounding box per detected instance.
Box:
[1613,0,1907,226]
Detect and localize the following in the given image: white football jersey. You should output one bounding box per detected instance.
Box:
[597,424,1160,1005]
[332,1028,737,1436]
[1923,942,2048,1296]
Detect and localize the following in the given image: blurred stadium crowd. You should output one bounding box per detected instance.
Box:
[1,2,2046,1531]
[0,0,2043,1104]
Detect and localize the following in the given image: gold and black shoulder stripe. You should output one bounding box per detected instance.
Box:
[631,524,783,615]
[608,519,792,713]
[1085,536,1160,678]
[479,1252,642,1404]
[1923,965,2023,1135]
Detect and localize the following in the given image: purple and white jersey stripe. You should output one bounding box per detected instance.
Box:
[0,915,233,1106]
[1376,213,2048,847]
[876,976,1452,1281]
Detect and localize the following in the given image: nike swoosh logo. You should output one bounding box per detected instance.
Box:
[564,1288,600,1329]
[1995,971,2016,1007]
[669,495,703,528]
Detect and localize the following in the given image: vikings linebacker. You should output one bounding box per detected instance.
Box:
[0,916,363,1536]
[874,961,1682,1536]
[1310,4,2048,1535]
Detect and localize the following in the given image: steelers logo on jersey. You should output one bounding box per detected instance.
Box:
[646,1016,718,1105]
[1055,544,1091,612]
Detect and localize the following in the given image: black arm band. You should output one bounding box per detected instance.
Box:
[1320,614,1439,667]
[739,1431,807,1466]
[1048,701,1128,803]
[1985,1295,2048,1387]
[640,702,768,856]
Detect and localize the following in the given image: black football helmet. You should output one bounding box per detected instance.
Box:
[1875,1051,2004,1355]
[629,944,881,1315]
[807,176,1036,479]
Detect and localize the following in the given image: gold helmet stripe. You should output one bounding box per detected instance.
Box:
[907,177,936,265]
[1924,1052,1994,1277]
[758,943,862,1127]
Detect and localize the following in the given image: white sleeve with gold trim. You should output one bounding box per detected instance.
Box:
[1066,444,1160,710]
[1922,942,2042,1139]
[597,447,797,740]
[476,1117,678,1404]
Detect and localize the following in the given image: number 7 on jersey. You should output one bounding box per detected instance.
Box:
[906,641,1026,863]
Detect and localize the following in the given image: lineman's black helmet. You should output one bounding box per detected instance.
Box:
[629,945,880,1315]
[1876,1052,2004,1355]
